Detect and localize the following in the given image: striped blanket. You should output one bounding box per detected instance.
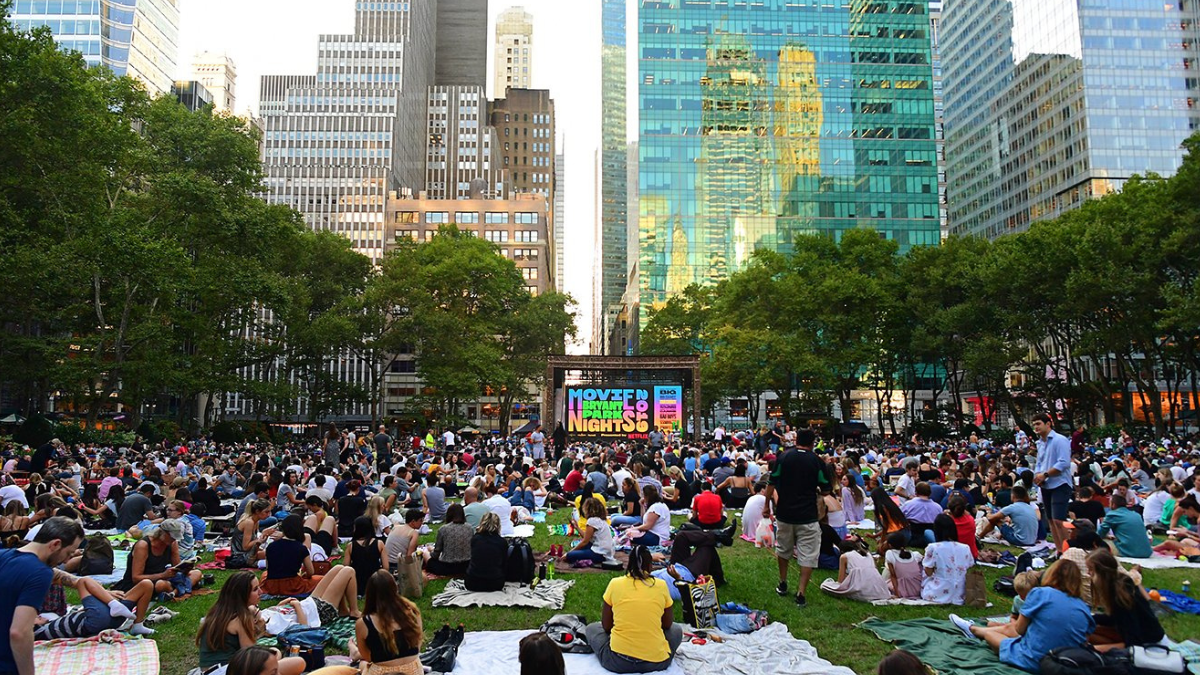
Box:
[34,630,159,675]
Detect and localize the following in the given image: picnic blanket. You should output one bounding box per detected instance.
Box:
[83,549,130,586]
[1120,554,1200,569]
[673,622,855,675]
[503,524,536,538]
[447,629,685,675]
[34,630,159,675]
[848,519,877,531]
[1157,589,1200,614]
[869,598,994,608]
[860,617,1026,675]
[431,579,574,609]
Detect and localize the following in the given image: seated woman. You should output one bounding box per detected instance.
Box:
[841,473,867,525]
[566,498,619,567]
[113,519,203,597]
[869,488,911,556]
[384,508,424,572]
[920,514,973,605]
[820,536,891,602]
[465,511,509,592]
[366,495,392,538]
[260,567,361,635]
[229,499,277,569]
[345,516,386,596]
[0,499,31,543]
[585,546,683,674]
[509,477,546,511]
[225,646,286,675]
[77,483,114,530]
[952,560,1094,673]
[611,477,644,528]
[741,482,766,541]
[627,485,672,548]
[34,575,156,638]
[1153,495,1200,557]
[946,495,979,559]
[262,514,330,596]
[715,463,753,509]
[352,570,424,675]
[1086,549,1165,652]
[425,503,473,577]
[573,483,608,534]
[302,495,338,557]
[883,532,924,599]
[197,572,307,675]
[661,467,692,511]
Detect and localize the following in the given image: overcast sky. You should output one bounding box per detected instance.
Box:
[177,0,640,351]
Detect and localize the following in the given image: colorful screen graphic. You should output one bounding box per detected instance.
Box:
[565,385,685,439]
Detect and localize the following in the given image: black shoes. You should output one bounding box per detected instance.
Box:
[775,581,788,596]
[795,592,807,607]
[715,520,738,547]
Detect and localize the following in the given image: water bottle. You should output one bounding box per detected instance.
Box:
[547,559,556,580]
[538,563,546,582]
[1184,580,1191,595]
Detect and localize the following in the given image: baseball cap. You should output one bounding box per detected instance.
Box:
[158,518,185,541]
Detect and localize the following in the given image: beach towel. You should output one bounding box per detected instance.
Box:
[446,629,686,674]
[673,622,856,675]
[859,617,1027,675]
[1156,589,1200,615]
[869,598,995,608]
[431,579,574,609]
[34,630,159,675]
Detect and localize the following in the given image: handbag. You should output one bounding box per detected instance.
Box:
[963,569,987,608]
[1040,645,1133,675]
[674,577,719,629]
[276,625,328,672]
[1132,645,1185,674]
[396,553,426,599]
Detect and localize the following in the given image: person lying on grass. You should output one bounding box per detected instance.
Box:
[34,575,157,638]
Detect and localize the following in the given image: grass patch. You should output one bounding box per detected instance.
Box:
[130,510,1200,675]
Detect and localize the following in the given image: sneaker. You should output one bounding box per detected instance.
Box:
[775,581,788,596]
[794,592,807,607]
[949,614,978,641]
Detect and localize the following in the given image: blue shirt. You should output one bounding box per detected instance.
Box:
[1034,430,1073,491]
[1098,507,1153,558]
[1000,587,1094,672]
[1000,501,1039,545]
[0,549,54,673]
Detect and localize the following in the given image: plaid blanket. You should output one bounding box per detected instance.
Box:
[34,630,159,675]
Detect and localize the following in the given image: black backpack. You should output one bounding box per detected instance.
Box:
[505,538,535,584]
[1040,646,1133,675]
[79,534,115,576]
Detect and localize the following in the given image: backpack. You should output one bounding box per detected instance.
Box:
[505,538,535,584]
[539,614,592,653]
[993,576,1016,596]
[79,534,115,576]
[1040,646,1134,675]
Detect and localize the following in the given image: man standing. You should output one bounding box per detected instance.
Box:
[1032,412,1074,549]
[648,427,665,453]
[373,425,392,472]
[529,424,546,461]
[761,429,825,607]
[2,516,85,675]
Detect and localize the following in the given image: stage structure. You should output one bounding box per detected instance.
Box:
[543,355,702,442]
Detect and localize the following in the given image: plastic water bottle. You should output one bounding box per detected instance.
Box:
[547,559,556,580]
[1184,580,1191,595]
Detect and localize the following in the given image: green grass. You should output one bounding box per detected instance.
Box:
[136,511,1200,675]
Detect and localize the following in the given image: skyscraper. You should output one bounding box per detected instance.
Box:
[596,0,627,354]
[426,85,505,200]
[554,149,565,293]
[494,6,533,96]
[942,0,1200,239]
[192,51,237,113]
[9,0,179,95]
[489,89,555,206]
[638,0,941,317]
[436,0,489,87]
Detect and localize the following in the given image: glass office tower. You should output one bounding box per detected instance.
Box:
[8,0,179,95]
[597,0,629,353]
[638,0,941,313]
[942,0,1200,239]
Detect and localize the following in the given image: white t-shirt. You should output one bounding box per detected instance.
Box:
[1142,490,1170,526]
[0,485,28,509]
[586,517,618,563]
[895,474,916,502]
[713,427,726,441]
[645,502,671,542]
[612,469,632,496]
[443,431,456,447]
[483,494,514,536]
[262,597,323,634]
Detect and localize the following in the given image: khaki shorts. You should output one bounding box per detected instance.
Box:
[774,521,820,568]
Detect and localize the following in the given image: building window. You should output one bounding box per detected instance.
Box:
[485,212,510,224]
[426,211,449,224]
[515,212,538,224]
[455,211,480,223]
[485,230,509,243]
[394,229,418,241]
[525,285,539,296]
[396,211,418,223]
[522,267,538,280]
[515,230,538,242]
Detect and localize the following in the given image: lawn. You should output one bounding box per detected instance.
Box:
[138,510,1200,675]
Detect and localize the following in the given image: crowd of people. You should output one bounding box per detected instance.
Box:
[0,414,1198,674]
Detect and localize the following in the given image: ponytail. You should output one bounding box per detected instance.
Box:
[627,545,654,585]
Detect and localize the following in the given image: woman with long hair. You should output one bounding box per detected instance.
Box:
[425,503,472,577]
[230,499,275,568]
[1086,549,1164,651]
[344,516,385,595]
[565,498,618,566]
[628,484,671,547]
[366,495,392,538]
[611,476,644,527]
[920,514,973,605]
[953,560,1093,672]
[583,545,683,673]
[225,646,279,675]
[869,487,910,555]
[820,534,891,602]
[0,499,31,542]
[353,570,424,675]
[464,512,508,592]
[196,572,306,675]
[519,632,565,675]
[841,473,867,524]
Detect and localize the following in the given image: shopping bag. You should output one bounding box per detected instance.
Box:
[674,577,719,629]
[964,569,987,608]
[397,553,426,599]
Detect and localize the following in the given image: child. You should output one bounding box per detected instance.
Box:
[985,571,1041,637]
[884,531,923,599]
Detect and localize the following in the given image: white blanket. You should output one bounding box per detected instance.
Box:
[431,579,574,609]
[1119,555,1200,569]
[848,519,876,531]
[448,623,850,675]
[449,630,686,675]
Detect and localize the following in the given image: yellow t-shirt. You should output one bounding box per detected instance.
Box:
[603,575,673,663]
[574,494,608,532]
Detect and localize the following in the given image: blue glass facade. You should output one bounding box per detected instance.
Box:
[8,0,178,94]
[942,0,1200,238]
[638,0,941,311]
